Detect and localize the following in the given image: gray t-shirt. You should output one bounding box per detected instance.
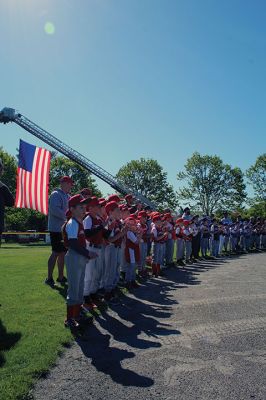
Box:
[47,188,70,232]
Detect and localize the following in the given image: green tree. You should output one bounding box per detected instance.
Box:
[245,201,266,218]
[5,208,47,231]
[116,158,178,209]
[177,152,246,215]
[49,156,102,197]
[246,153,266,202]
[0,147,17,194]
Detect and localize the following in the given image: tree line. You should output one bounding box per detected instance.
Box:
[0,146,265,231]
[116,153,265,217]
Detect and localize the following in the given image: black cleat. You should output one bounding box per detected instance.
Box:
[45,278,55,287]
[56,276,68,284]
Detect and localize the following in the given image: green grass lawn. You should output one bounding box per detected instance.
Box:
[0,243,73,400]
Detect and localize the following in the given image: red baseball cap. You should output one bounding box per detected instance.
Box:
[108,194,122,203]
[125,194,133,201]
[125,216,136,224]
[80,187,92,196]
[105,201,119,214]
[138,211,147,219]
[164,213,172,219]
[99,198,107,207]
[152,212,160,217]
[87,196,100,207]
[60,176,74,185]
[68,194,89,208]
[152,215,161,222]
[175,218,183,224]
[183,220,190,226]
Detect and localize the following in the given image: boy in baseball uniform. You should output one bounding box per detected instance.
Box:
[164,213,175,266]
[151,214,167,277]
[118,205,130,281]
[124,217,141,288]
[182,220,193,263]
[103,201,126,301]
[175,218,185,266]
[200,219,210,258]
[83,197,109,309]
[210,219,220,257]
[62,194,97,331]
[137,211,149,278]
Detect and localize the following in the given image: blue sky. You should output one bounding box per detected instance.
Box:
[0,0,265,196]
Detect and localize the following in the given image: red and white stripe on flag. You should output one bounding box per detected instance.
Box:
[15,140,51,215]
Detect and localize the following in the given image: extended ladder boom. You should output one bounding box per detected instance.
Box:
[0,107,155,208]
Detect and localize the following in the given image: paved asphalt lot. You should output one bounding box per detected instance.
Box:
[33,253,266,400]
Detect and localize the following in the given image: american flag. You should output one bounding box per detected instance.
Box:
[15,139,51,215]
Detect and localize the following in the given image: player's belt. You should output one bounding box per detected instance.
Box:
[89,243,102,249]
[107,243,121,248]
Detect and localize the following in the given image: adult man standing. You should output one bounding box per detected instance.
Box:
[45,176,73,287]
[0,158,14,246]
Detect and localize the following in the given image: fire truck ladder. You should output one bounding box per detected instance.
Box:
[0,107,155,208]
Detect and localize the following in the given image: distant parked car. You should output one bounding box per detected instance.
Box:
[18,233,30,243]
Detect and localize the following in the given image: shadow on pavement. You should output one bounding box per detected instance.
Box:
[76,270,182,387]
[57,258,228,387]
[77,326,154,387]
